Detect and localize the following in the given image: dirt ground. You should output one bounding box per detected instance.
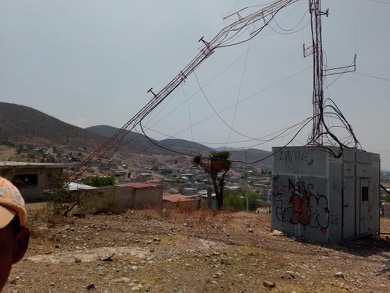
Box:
[4,204,390,293]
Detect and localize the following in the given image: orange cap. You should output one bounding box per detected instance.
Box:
[0,177,26,229]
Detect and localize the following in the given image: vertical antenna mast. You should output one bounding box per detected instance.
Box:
[304,0,328,145]
[304,0,356,146]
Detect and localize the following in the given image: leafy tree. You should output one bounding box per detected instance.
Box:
[192,151,231,210]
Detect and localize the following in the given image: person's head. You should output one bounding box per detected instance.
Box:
[0,177,30,292]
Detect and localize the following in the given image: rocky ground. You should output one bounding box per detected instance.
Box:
[4,204,390,293]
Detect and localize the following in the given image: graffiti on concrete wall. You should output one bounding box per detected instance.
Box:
[275,149,314,168]
[272,175,329,230]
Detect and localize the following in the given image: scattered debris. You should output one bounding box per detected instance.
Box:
[375,259,390,276]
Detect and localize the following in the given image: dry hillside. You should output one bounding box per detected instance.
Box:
[0,102,272,173]
[0,102,274,193]
[0,102,105,150]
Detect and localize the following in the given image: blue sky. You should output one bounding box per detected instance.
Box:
[1,0,389,169]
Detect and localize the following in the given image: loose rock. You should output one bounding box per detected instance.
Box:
[263,280,276,288]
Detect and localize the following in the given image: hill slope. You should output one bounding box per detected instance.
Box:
[86,126,228,157]
[0,102,272,168]
[0,102,105,151]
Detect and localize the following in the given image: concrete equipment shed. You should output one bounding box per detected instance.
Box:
[271,146,380,243]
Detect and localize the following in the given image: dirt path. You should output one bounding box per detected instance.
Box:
[4,207,390,293]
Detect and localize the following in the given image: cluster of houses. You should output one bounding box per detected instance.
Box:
[0,158,272,211]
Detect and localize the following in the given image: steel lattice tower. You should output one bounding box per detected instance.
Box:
[308,0,328,145]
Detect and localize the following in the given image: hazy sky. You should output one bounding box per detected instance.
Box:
[1,0,389,169]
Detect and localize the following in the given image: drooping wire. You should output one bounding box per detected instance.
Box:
[142,65,311,149]
[245,117,314,149]
[145,20,310,136]
[138,114,317,165]
[354,72,390,82]
[139,119,196,157]
[308,99,362,158]
[323,98,361,148]
[366,0,390,5]
[142,116,313,149]
[240,115,314,164]
[193,71,260,142]
[225,38,251,147]
[271,8,309,33]
[181,85,194,142]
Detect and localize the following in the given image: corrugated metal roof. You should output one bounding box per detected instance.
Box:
[0,161,65,168]
[66,182,96,191]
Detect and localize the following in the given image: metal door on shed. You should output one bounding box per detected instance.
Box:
[358,177,370,235]
[343,178,356,240]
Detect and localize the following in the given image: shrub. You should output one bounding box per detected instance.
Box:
[223,188,265,211]
[83,176,115,187]
[223,192,244,211]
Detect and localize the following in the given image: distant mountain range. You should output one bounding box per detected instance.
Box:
[0,102,272,168]
[86,125,214,155]
[86,125,272,166]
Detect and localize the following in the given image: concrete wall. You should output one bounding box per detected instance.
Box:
[132,184,163,208]
[96,183,163,209]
